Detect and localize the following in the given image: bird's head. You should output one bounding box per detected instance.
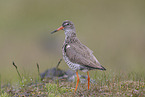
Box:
[50,20,76,35]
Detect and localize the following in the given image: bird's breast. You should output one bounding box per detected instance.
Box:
[63,54,80,71]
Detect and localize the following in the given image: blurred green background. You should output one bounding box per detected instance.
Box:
[0,0,145,82]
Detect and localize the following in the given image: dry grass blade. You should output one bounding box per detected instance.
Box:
[56,59,62,69]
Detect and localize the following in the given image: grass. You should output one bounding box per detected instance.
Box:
[0,63,145,96]
[0,68,144,96]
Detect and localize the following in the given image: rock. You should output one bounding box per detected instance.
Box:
[40,68,96,83]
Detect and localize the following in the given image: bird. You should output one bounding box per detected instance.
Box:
[50,20,106,92]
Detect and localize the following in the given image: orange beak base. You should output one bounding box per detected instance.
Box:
[50,26,64,34]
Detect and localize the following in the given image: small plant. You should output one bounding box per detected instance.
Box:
[45,82,72,96]
[0,92,9,97]
[12,62,22,81]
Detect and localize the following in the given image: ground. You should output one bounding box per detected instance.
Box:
[0,71,145,97]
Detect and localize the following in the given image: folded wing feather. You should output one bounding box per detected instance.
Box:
[65,42,103,69]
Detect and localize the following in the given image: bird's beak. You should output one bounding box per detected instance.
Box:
[50,26,64,34]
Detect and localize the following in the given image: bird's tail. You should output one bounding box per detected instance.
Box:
[99,66,106,70]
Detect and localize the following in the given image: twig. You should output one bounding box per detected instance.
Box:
[56,58,62,87]
[56,58,62,69]
[12,62,22,81]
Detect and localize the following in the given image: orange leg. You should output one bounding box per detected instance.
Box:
[87,71,90,90]
[75,71,79,92]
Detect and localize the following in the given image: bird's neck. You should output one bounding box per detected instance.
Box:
[65,33,78,44]
[64,30,76,41]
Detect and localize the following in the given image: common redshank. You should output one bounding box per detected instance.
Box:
[51,20,106,92]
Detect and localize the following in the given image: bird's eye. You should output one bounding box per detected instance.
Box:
[65,23,69,26]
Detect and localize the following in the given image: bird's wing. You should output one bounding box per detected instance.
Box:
[65,42,104,70]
